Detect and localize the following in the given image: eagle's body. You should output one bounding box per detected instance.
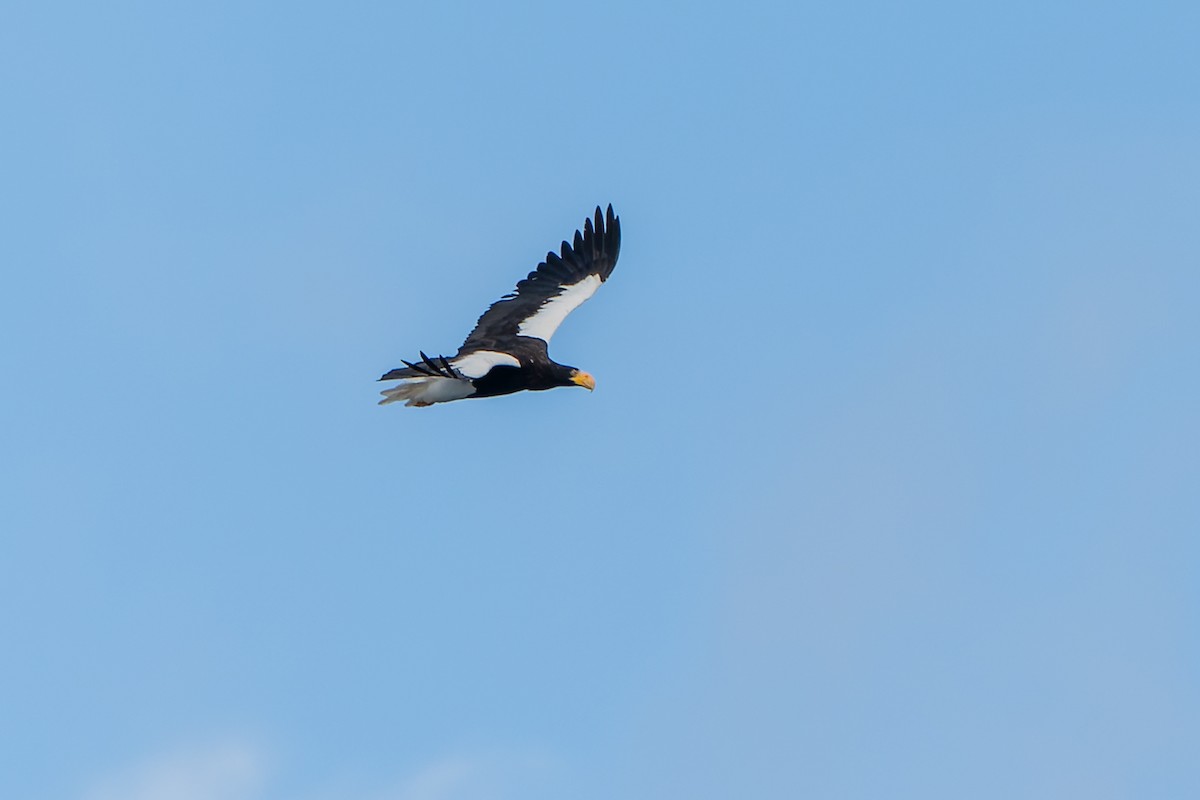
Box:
[379,205,621,407]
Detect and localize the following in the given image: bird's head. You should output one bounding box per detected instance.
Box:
[567,368,596,391]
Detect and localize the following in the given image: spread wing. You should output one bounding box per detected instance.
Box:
[462,205,621,350]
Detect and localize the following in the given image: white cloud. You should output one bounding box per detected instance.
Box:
[377,752,552,800]
[383,756,485,800]
[82,742,267,800]
[83,743,553,800]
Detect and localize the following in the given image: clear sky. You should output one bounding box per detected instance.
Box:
[3,2,1198,799]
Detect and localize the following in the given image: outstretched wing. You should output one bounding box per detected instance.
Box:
[462,205,621,350]
[378,349,522,382]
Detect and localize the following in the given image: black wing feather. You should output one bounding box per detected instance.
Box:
[379,353,458,381]
[461,204,620,350]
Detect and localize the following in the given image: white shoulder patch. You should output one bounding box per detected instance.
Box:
[452,350,521,379]
[517,274,603,343]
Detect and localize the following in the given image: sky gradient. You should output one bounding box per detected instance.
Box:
[3,2,1199,799]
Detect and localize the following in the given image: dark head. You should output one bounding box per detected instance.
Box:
[553,364,595,391]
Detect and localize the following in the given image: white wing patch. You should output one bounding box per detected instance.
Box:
[517,274,603,343]
[451,350,521,379]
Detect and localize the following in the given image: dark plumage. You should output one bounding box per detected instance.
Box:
[379,205,621,407]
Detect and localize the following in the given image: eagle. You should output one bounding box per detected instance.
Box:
[379,205,621,407]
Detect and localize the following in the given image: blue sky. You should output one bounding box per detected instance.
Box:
[2,2,1198,798]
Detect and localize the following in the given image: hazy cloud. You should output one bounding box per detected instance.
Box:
[83,744,551,800]
[83,742,266,800]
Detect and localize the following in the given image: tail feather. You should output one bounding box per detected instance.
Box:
[378,381,427,406]
[378,375,475,407]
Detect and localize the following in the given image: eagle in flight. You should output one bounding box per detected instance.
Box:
[379,205,621,407]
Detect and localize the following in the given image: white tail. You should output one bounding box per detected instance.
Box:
[378,376,476,407]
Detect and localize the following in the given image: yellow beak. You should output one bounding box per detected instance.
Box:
[570,370,596,391]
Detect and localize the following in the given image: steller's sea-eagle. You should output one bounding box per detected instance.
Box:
[379,205,621,407]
